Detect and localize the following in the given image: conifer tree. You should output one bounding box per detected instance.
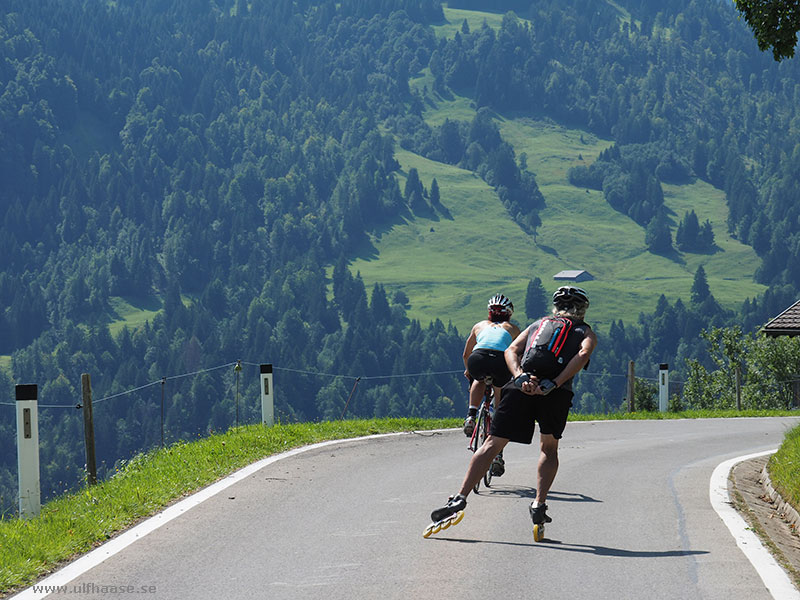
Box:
[644,209,673,254]
[676,210,700,251]
[525,277,548,320]
[691,265,711,304]
[430,177,441,206]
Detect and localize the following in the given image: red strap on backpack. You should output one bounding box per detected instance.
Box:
[525,317,573,357]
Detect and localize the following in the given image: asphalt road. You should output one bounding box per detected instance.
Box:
[24,417,800,600]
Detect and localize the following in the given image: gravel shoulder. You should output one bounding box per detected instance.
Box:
[730,455,800,589]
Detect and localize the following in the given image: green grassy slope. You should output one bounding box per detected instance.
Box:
[106,295,195,337]
[352,148,535,330]
[432,6,509,38]
[107,296,163,336]
[349,6,766,334]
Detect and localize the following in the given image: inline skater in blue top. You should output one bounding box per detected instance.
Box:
[462,294,521,476]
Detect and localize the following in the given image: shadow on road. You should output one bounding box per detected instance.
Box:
[536,541,710,558]
[428,537,709,558]
[548,490,602,503]
[478,487,602,504]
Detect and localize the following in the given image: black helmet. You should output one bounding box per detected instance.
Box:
[552,286,589,309]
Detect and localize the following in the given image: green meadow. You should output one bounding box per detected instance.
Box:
[106,295,197,337]
[107,296,164,336]
[432,6,511,39]
[350,7,766,335]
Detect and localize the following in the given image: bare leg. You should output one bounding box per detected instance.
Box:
[458,435,509,497]
[534,434,559,504]
[468,379,485,410]
[492,385,502,409]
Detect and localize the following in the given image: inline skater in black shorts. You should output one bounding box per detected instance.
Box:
[429,286,597,532]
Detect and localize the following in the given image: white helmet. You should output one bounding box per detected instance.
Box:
[488,294,514,318]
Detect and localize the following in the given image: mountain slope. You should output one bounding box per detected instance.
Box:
[349,5,766,332]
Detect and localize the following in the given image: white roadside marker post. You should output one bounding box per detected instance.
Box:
[260,364,274,427]
[16,383,41,518]
[659,363,669,413]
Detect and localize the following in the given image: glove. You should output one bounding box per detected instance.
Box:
[538,379,557,395]
[513,373,531,388]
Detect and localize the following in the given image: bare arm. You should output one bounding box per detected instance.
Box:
[504,327,530,379]
[463,323,480,377]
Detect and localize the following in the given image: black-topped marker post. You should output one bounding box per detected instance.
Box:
[659,363,669,413]
[16,384,41,518]
[260,364,274,427]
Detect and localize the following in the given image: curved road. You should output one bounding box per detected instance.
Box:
[18,417,800,600]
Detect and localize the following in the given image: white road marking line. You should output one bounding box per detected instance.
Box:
[710,449,800,600]
[11,431,417,599]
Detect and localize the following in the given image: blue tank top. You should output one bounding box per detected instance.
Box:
[475,325,513,351]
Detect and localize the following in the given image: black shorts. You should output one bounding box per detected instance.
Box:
[466,348,512,387]
[489,381,573,443]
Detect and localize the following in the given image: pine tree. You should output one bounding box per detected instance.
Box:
[676,210,700,251]
[430,177,441,206]
[691,265,711,304]
[404,167,423,200]
[370,283,391,324]
[699,219,715,250]
[644,210,673,254]
[525,277,548,320]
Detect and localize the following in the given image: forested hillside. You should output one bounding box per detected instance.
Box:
[2,0,800,513]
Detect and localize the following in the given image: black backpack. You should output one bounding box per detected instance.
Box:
[520,316,579,379]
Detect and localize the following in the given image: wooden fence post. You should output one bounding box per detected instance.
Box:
[161,377,166,447]
[81,373,97,486]
[234,360,242,428]
[735,365,742,411]
[627,360,636,412]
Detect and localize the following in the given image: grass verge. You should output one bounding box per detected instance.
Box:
[769,423,800,511]
[1,413,798,595]
[0,418,451,595]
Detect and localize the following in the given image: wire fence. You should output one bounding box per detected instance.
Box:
[4,356,799,430]
[0,360,688,472]
[9,357,800,416]
[2,358,799,517]
[0,362,677,411]
[0,359,751,412]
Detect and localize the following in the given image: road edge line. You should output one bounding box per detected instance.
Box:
[710,449,800,600]
[11,430,427,599]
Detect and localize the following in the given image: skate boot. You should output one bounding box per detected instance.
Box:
[529,502,552,542]
[423,494,467,538]
[462,415,475,437]
[490,454,505,477]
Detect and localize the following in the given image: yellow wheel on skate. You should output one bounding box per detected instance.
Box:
[533,523,544,542]
[423,524,434,538]
[451,510,465,527]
